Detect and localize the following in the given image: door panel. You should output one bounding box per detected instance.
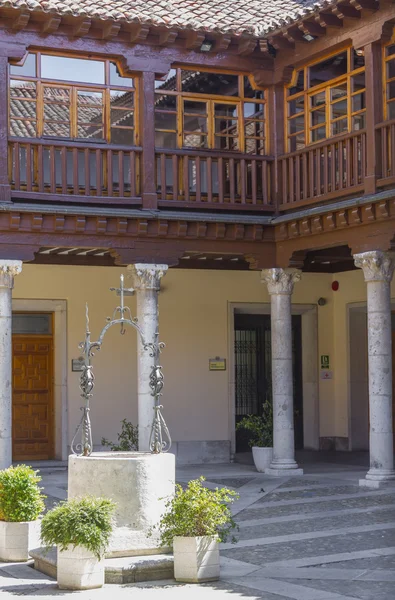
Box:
[12,336,54,460]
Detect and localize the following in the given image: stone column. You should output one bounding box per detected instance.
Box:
[261,268,303,476]
[354,251,395,487]
[0,260,22,469]
[128,264,168,452]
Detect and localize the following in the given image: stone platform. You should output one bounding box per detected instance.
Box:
[29,547,174,584]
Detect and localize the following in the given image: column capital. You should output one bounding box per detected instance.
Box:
[261,268,301,295]
[354,251,395,283]
[0,260,22,289]
[128,264,168,291]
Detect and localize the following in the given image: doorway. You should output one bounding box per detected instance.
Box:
[12,313,54,461]
[234,313,303,453]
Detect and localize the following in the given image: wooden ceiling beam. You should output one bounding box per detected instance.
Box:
[332,5,361,19]
[11,11,30,31]
[158,29,178,46]
[283,28,305,43]
[349,0,379,12]
[268,34,294,50]
[41,15,61,35]
[298,20,326,37]
[212,34,232,52]
[184,30,205,50]
[236,36,257,55]
[315,13,343,28]
[101,21,121,40]
[129,23,150,43]
[72,17,92,37]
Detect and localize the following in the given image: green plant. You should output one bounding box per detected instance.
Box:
[40,496,116,560]
[0,465,45,522]
[101,419,138,451]
[236,400,273,448]
[151,477,239,547]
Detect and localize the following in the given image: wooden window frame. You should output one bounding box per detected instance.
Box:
[286,46,366,152]
[383,31,395,121]
[9,51,139,146]
[154,68,267,154]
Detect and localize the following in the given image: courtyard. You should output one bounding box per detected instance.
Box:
[0,454,394,600]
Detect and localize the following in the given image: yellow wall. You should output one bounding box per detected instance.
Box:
[12,264,393,448]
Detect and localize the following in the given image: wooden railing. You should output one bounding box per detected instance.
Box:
[278,130,366,209]
[155,149,273,210]
[8,138,142,204]
[376,119,395,186]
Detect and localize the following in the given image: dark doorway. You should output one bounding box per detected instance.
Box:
[234,313,303,453]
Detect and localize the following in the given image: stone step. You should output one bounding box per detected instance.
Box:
[29,547,174,584]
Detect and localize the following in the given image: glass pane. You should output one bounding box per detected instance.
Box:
[155,69,177,91]
[289,97,304,116]
[331,99,347,119]
[352,92,365,112]
[243,102,264,118]
[215,117,237,135]
[331,84,347,101]
[43,86,71,103]
[388,81,395,100]
[10,53,36,77]
[245,121,265,137]
[311,108,326,126]
[245,138,265,154]
[77,126,104,140]
[110,90,134,109]
[12,313,52,335]
[288,115,304,134]
[309,51,347,88]
[214,136,239,150]
[10,80,36,98]
[183,133,207,148]
[44,104,70,122]
[332,118,348,135]
[387,60,395,81]
[77,90,103,106]
[43,121,71,137]
[352,113,365,130]
[352,49,365,70]
[184,112,207,133]
[388,101,395,120]
[215,103,238,118]
[184,100,207,115]
[155,112,176,130]
[41,55,105,84]
[109,63,133,87]
[155,131,176,148]
[111,109,133,128]
[289,70,304,95]
[181,70,238,95]
[311,126,326,142]
[243,77,264,99]
[111,128,134,145]
[386,45,395,57]
[288,133,305,151]
[352,72,365,92]
[155,94,176,111]
[78,105,103,124]
[310,91,325,107]
[10,119,36,137]
[10,98,36,120]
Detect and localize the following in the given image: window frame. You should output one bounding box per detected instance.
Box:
[383,32,395,121]
[9,51,139,146]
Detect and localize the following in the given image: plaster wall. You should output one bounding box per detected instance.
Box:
[11,264,345,451]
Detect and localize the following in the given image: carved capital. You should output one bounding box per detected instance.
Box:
[354,251,395,283]
[261,268,301,295]
[0,260,22,289]
[128,263,168,291]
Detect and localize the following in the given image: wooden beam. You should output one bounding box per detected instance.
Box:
[236,36,257,56]
[298,20,326,37]
[315,13,343,29]
[158,29,178,46]
[129,23,150,43]
[72,17,92,37]
[101,21,121,40]
[41,16,61,35]
[184,30,205,50]
[332,5,361,19]
[283,28,305,43]
[212,34,231,52]
[268,35,294,50]
[11,11,30,31]
[349,0,379,12]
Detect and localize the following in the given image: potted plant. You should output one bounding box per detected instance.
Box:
[236,400,273,472]
[40,496,116,590]
[152,477,238,583]
[0,465,45,562]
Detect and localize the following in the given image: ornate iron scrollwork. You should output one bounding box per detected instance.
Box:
[71,274,171,457]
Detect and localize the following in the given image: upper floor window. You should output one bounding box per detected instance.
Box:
[384,37,395,120]
[286,48,365,152]
[9,53,137,145]
[154,69,267,154]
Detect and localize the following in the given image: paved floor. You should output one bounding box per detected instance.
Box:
[1,455,395,599]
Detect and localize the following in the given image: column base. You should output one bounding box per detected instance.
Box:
[359,469,395,488]
[265,468,304,477]
[359,478,395,489]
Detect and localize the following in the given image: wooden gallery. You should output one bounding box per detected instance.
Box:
[0,0,394,484]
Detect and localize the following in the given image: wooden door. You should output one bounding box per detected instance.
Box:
[12,336,54,461]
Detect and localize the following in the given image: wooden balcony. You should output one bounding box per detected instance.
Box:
[376,119,395,187]
[8,139,142,205]
[155,149,273,211]
[278,130,367,210]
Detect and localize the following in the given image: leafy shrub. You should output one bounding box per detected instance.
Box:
[40,496,116,560]
[236,400,273,448]
[101,419,138,451]
[151,477,239,547]
[0,465,45,522]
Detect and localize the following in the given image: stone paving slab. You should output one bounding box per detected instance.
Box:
[281,578,395,600]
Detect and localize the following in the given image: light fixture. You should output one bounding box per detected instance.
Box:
[317,297,327,306]
[200,39,213,52]
[302,33,316,43]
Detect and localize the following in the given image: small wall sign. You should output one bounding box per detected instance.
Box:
[209,357,226,371]
[320,370,333,380]
[321,355,330,369]
[71,357,85,372]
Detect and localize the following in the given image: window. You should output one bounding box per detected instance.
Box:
[286,48,366,151]
[154,69,266,154]
[9,53,137,145]
[384,38,395,120]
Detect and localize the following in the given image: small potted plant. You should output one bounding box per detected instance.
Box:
[236,400,273,472]
[152,477,238,583]
[40,496,116,590]
[0,465,45,562]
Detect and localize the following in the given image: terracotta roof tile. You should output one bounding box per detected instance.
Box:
[0,0,331,37]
